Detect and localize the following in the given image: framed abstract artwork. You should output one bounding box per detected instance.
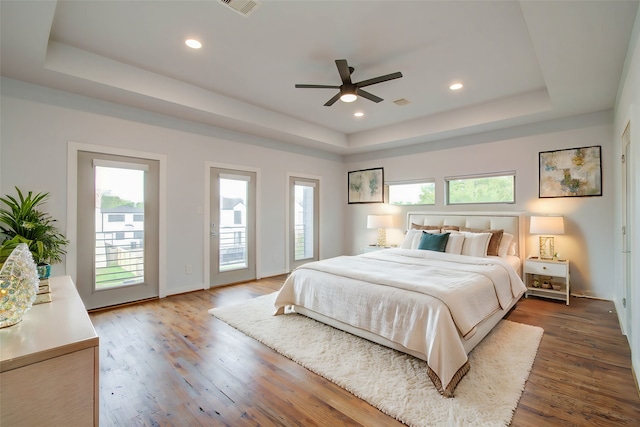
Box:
[539,146,602,198]
[348,167,384,204]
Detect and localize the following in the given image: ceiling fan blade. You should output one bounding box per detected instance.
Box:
[295,84,341,89]
[357,89,383,103]
[324,92,342,106]
[355,72,403,88]
[335,59,353,85]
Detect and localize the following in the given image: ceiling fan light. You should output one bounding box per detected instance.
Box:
[340,93,357,103]
[185,39,202,49]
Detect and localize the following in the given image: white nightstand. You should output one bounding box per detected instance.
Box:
[524,258,570,305]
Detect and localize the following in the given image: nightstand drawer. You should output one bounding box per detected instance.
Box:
[524,262,566,277]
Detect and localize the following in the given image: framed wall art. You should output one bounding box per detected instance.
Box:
[539,146,602,198]
[348,167,384,204]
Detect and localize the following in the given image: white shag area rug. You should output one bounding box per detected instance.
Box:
[209,293,543,427]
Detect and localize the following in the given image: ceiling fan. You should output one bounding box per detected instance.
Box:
[295,59,403,107]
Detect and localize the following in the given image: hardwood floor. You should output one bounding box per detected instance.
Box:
[90,275,640,426]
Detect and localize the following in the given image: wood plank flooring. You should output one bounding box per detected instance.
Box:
[90,275,640,426]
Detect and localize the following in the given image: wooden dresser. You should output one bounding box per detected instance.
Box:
[0,275,99,426]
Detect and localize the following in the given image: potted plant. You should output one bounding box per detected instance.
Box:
[0,188,69,278]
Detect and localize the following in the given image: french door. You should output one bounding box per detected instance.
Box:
[622,122,632,336]
[289,175,319,270]
[77,151,159,309]
[209,167,256,286]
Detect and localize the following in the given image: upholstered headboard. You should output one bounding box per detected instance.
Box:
[406,211,526,259]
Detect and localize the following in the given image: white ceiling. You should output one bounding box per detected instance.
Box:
[1,1,638,155]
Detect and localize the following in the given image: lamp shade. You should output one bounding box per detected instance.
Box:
[530,216,564,235]
[367,215,393,229]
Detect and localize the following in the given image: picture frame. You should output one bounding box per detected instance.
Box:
[348,167,384,204]
[539,145,602,198]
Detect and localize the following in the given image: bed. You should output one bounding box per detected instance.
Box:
[274,211,527,397]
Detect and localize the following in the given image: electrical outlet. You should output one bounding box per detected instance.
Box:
[186,264,192,274]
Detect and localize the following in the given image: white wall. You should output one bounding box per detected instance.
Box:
[614,5,640,393]
[344,110,615,300]
[0,78,345,296]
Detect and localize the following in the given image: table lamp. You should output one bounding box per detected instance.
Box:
[367,215,393,247]
[530,215,564,260]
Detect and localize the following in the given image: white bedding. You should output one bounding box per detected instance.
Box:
[274,248,526,397]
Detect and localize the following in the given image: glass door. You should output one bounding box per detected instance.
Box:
[77,151,159,309]
[210,168,256,286]
[289,176,319,270]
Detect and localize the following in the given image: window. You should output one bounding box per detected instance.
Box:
[133,214,144,222]
[234,210,242,225]
[108,214,125,222]
[388,180,436,205]
[446,171,515,205]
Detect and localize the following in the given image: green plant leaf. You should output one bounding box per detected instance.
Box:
[0,187,68,265]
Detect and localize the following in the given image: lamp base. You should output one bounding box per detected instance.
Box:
[376,228,387,247]
[539,236,555,260]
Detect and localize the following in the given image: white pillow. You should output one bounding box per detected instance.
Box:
[498,232,514,257]
[508,240,517,256]
[460,232,492,257]
[400,229,420,249]
[445,232,465,255]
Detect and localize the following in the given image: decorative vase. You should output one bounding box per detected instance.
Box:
[37,263,51,279]
[0,243,40,328]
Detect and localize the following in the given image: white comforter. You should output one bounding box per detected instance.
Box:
[273,248,526,396]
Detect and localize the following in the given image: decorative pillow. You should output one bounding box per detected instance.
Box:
[444,232,465,255]
[460,227,504,256]
[400,229,420,249]
[441,225,460,231]
[498,232,514,257]
[411,223,441,231]
[418,232,450,252]
[460,232,492,257]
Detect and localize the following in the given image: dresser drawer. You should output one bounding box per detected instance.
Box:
[524,262,567,277]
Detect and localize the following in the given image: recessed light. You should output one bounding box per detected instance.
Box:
[449,83,463,90]
[354,112,364,117]
[185,39,202,49]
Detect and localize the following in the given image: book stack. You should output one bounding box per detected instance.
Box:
[34,278,52,304]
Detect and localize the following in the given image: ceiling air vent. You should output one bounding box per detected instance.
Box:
[393,98,410,106]
[219,0,260,17]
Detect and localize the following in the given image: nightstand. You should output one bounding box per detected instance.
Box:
[524,258,570,305]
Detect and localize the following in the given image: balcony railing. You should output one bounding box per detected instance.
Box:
[219,226,246,270]
[95,231,144,289]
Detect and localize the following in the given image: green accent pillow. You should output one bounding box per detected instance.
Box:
[417,232,450,252]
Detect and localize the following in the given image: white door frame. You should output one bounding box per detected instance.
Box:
[204,162,261,289]
[67,141,168,296]
[285,172,322,272]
